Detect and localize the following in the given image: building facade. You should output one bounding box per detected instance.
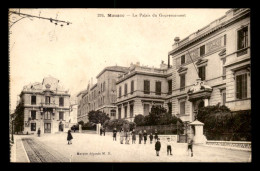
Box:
[20,77,71,134]
[77,66,129,123]
[116,61,172,122]
[168,8,251,123]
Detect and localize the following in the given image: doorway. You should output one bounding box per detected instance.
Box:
[59,122,64,132]
[44,123,51,133]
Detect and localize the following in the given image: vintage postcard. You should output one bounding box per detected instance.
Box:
[9,8,251,162]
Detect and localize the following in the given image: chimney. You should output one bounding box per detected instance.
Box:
[174,37,180,43]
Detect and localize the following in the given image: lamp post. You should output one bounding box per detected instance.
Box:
[11,117,14,143]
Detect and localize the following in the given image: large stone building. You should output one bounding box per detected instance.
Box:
[77,66,129,123]
[116,61,172,122]
[19,76,71,134]
[168,8,250,122]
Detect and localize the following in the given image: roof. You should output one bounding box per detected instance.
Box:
[96,66,129,78]
[76,89,88,97]
[168,8,250,56]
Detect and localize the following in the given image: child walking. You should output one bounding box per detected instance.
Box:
[187,138,194,157]
[113,128,117,141]
[166,137,173,155]
[155,138,161,156]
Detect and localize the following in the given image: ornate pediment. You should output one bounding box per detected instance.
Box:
[177,66,188,73]
[195,58,208,66]
[187,78,212,101]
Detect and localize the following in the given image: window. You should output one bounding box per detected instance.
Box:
[44,111,51,120]
[236,73,247,99]
[101,83,103,92]
[103,82,106,91]
[143,104,150,116]
[224,34,226,46]
[198,66,206,81]
[131,80,134,94]
[222,58,226,79]
[31,96,36,105]
[59,97,64,106]
[31,123,36,131]
[221,89,226,105]
[103,96,105,105]
[59,112,64,120]
[45,96,50,104]
[181,55,185,65]
[130,105,134,117]
[124,106,127,118]
[180,74,185,91]
[238,26,248,50]
[144,80,150,94]
[180,101,186,115]
[111,110,116,117]
[118,108,121,119]
[155,81,162,95]
[168,80,172,95]
[31,111,36,120]
[124,83,128,96]
[119,86,122,97]
[200,45,205,56]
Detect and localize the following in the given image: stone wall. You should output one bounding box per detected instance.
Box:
[206,140,251,149]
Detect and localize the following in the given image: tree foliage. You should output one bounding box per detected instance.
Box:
[88,110,110,125]
[133,106,183,126]
[197,104,251,141]
[103,119,136,131]
[13,102,24,133]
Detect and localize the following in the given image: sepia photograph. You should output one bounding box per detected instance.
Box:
[9,8,251,163]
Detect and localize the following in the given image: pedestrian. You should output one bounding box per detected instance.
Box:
[149,133,153,144]
[73,125,76,133]
[113,128,117,141]
[126,130,130,144]
[132,129,136,144]
[120,129,124,144]
[100,126,103,136]
[103,127,106,136]
[187,137,194,157]
[138,130,143,144]
[166,137,173,155]
[67,130,73,145]
[154,129,158,141]
[37,128,41,137]
[155,138,161,156]
[143,130,147,144]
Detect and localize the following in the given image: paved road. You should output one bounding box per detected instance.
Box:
[18,133,251,162]
[21,138,69,162]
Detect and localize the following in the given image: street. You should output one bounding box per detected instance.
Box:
[12,132,251,162]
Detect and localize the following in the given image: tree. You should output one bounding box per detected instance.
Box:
[88,110,110,125]
[103,119,136,131]
[134,114,145,126]
[13,102,24,134]
[149,106,167,125]
[78,120,84,125]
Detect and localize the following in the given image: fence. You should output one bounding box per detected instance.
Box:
[204,131,251,141]
[135,125,184,135]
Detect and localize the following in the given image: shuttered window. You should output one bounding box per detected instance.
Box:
[155,81,161,95]
[144,80,150,94]
[198,66,206,81]
[131,80,134,94]
[236,73,247,99]
[180,74,185,91]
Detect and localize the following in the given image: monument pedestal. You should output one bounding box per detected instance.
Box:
[189,120,207,144]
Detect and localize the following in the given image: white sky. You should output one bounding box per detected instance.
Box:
[9,8,230,112]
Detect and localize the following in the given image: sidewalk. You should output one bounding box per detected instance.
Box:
[11,135,30,162]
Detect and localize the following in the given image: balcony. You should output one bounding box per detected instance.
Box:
[40,102,57,108]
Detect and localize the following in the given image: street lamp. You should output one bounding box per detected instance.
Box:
[11,116,14,143]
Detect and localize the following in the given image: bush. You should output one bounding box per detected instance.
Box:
[134,114,145,126]
[197,104,251,141]
[88,110,110,125]
[82,122,96,130]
